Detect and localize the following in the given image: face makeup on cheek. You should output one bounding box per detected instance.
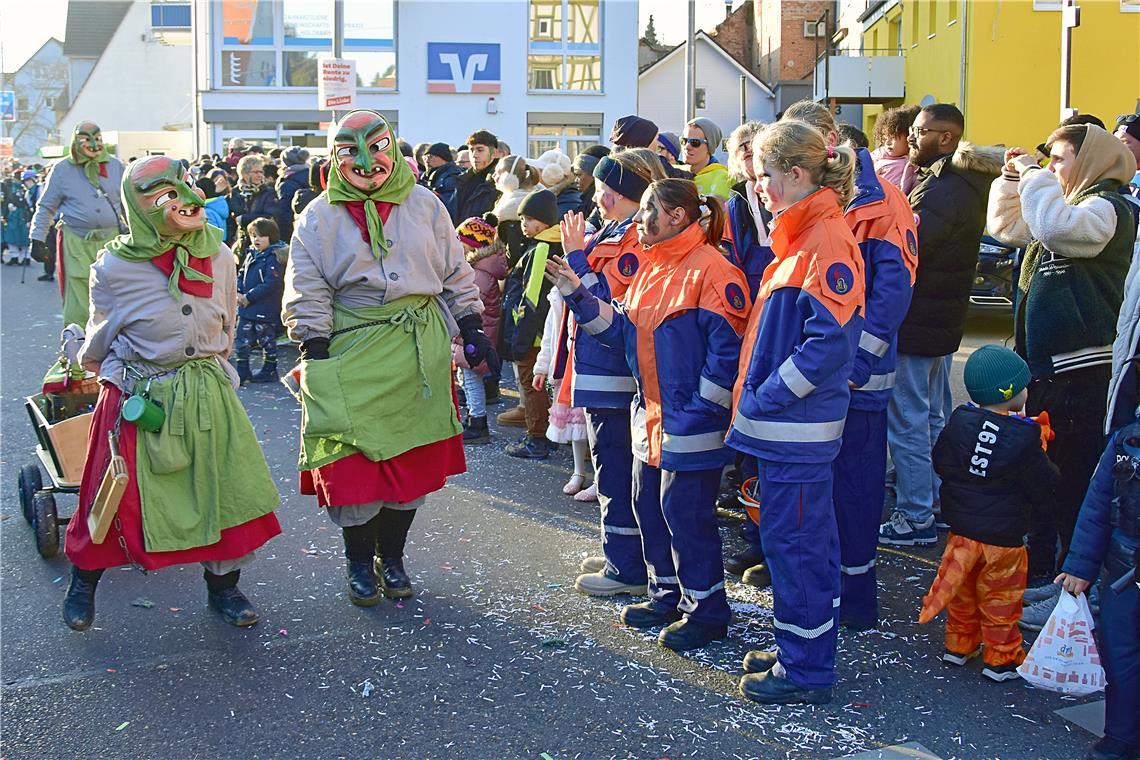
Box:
[634,198,662,245]
[756,158,787,213]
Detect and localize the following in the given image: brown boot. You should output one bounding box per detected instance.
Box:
[496,406,527,427]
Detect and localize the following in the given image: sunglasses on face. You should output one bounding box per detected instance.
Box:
[683,138,709,148]
[1118,114,1139,126]
[908,126,949,138]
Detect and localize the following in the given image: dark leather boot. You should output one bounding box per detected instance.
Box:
[235,359,254,385]
[205,570,259,627]
[63,567,103,631]
[251,361,278,383]
[346,559,381,606]
[376,557,414,599]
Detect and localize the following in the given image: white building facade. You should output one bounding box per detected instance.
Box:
[193,0,639,159]
[637,31,775,156]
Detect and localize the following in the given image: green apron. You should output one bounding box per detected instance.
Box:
[297,295,461,471]
[134,359,280,552]
[60,224,117,327]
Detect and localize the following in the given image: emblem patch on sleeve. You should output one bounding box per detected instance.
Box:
[905,229,917,257]
[724,282,747,312]
[616,252,639,278]
[825,263,854,296]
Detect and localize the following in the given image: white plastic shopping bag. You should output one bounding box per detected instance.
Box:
[1018,590,1106,696]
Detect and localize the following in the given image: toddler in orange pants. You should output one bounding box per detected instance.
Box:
[919,346,1060,682]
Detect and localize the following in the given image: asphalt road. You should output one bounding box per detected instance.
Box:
[0,267,1097,760]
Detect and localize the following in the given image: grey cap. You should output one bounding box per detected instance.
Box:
[686,117,723,153]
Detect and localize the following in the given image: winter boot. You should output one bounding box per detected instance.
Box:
[343,523,381,606]
[62,567,103,631]
[377,557,414,599]
[739,670,832,705]
[496,406,526,427]
[251,361,278,383]
[462,415,491,445]
[504,435,550,459]
[205,570,259,627]
[659,618,728,651]
[235,359,254,386]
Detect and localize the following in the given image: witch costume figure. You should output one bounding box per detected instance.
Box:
[29,122,126,327]
[283,110,490,606]
[62,156,282,631]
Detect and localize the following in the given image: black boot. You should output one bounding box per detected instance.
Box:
[204,570,259,627]
[377,557,414,599]
[235,359,253,386]
[251,361,278,383]
[344,521,381,606]
[462,415,491,445]
[375,508,416,599]
[62,567,103,631]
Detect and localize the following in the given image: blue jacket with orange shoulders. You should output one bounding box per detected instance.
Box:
[726,187,865,465]
[845,148,918,412]
[564,222,751,471]
[563,217,644,409]
[723,180,775,300]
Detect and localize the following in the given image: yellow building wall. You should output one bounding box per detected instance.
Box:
[860,1,1139,150]
[965,1,1140,150]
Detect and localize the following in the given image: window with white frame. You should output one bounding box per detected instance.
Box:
[1032,0,1062,10]
[1122,0,1140,11]
[216,0,395,89]
[528,0,602,92]
[527,113,603,159]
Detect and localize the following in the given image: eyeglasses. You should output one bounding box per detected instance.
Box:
[908,126,949,138]
[683,138,709,148]
[1118,114,1139,126]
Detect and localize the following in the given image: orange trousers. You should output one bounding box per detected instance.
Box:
[919,534,1028,668]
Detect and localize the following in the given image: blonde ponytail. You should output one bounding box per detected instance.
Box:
[820,144,856,206]
[753,120,857,206]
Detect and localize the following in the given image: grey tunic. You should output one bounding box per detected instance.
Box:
[78,244,241,391]
[282,184,482,343]
[30,158,126,242]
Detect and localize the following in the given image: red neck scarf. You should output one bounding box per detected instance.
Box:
[343,201,394,247]
[150,247,214,298]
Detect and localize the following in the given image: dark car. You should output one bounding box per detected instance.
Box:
[970,234,1020,310]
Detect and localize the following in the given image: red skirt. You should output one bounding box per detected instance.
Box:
[301,386,467,507]
[65,384,282,571]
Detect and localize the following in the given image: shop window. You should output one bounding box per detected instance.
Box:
[528,0,602,93]
[527,113,603,159]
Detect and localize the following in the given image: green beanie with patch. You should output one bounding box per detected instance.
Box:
[964,345,1030,406]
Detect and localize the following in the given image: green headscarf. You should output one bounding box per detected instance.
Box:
[325,110,416,258]
[106,155,222,299]
[67,121,113,189]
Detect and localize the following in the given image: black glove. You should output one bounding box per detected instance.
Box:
[457,313,498,372]
[300,337,330,361]
[31,239,50,263]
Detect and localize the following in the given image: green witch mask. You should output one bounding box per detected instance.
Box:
[333,110,396,193]
[127,156,207,237]
[68,121,112,188]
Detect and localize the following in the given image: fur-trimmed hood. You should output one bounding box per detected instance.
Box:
[493,187,533,222]
[466,238,506,266]
[948,141,1005,184]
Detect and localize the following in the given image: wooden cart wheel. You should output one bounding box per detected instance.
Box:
[33,491,60,559]
[18,463,42,525]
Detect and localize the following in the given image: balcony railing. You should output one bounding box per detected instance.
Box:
[812,49,905,104]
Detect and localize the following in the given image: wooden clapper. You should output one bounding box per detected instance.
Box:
[88,431,128,544]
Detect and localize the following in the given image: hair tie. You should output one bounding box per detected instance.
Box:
[826,145,836,159]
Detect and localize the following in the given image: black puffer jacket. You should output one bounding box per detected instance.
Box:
[898,143,1004,356]
[452,164,498,225]
[932,405,1060,547]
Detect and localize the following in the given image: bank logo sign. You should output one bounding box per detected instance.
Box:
[427,43,501,94]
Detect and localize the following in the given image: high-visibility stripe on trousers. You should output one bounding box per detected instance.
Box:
[757,459,841,689]
[586,408,647,584]
[632,459,730,625]
[833,407,887,629]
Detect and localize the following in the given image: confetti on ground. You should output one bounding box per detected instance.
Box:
[115,722,129,731]
[130,598,154,609]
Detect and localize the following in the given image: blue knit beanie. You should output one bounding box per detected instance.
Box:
[964,345,1030,406]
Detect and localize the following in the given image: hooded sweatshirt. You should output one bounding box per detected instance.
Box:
[988,125,1138,378]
